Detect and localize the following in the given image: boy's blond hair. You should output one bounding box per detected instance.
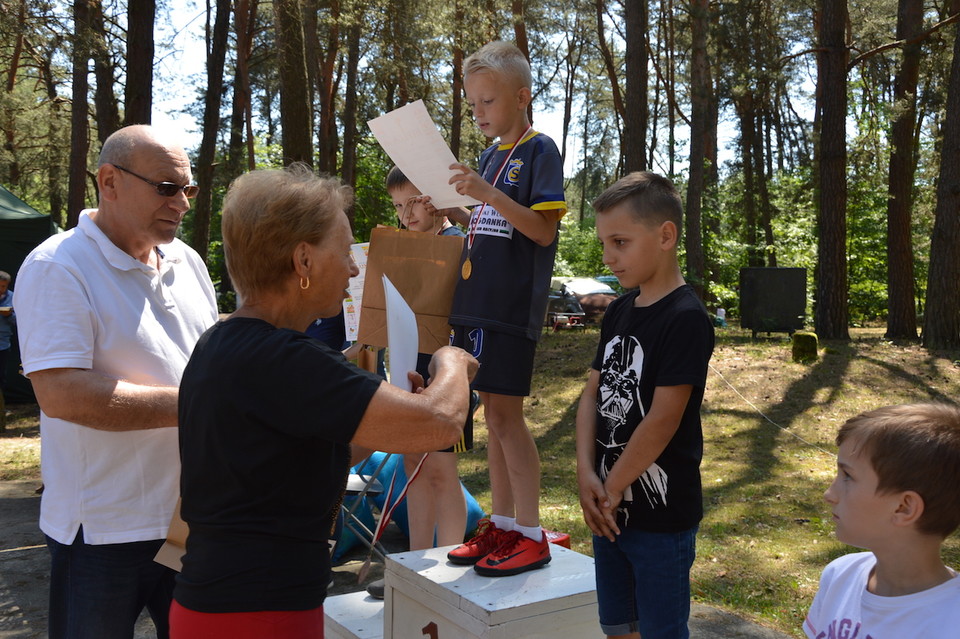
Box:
[837,403,960,538]
[593,171,683,231]
[464,41,532,90]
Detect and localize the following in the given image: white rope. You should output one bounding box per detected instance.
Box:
[708,362,837,458]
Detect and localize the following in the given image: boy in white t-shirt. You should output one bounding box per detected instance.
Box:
[804,403,960,639]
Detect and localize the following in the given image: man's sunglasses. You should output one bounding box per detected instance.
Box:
[114,165,200,199]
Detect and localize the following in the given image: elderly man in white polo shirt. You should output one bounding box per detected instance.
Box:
[15,125,218,639]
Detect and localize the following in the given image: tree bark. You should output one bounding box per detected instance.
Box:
[923,0,960,349]
[595,0,626,129]
[273,0,313,165]
[226,0,257,179]
[4,0,25,186]
[623,0,647,172]
[68,0,92,229]
[340,11,361,195]
[885,0,922,340]
[684,0,710,298]
[190,0,231,264]
[511,0,533,125]
[814,0,850,340]
[89,0,120,143]
[450,1,464,159]
[124,0,154,125]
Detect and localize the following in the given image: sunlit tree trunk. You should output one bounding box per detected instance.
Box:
[124,0,154,125]
[923,0,960,349]
[814,0,850,340]
[273,0,313,165]
[685,0,710,298]
[885,0,922,340]
[190,0,231,264]
[4,0,25,186]
[341,9,361,198]
[450,1,465,159]
[512,0,533,125]
[623,0,646,172]
[68,0,93,229]
[227,0,257,178]
[89,0,119,143]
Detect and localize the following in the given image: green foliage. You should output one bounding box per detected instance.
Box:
[350,138,398,242]
[846,168,889,324]
[555,216,604,278]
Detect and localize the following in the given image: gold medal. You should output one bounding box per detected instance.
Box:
[461,257,473,280]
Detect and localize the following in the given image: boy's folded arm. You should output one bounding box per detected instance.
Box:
[603,384,694,496]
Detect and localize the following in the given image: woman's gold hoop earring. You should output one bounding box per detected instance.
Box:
[300,276,310,290]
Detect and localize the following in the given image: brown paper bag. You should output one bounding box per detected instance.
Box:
[153,497,189,572]
[358,226,464,353]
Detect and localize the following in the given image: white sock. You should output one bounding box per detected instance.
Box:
[490,515,515,531]
[515,524,543,542]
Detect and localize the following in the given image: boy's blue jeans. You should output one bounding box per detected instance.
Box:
[592,525,697,638]
[46,527,175,639]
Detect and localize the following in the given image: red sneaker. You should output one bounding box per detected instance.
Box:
[473,530,552,577]
[447,519,505,565]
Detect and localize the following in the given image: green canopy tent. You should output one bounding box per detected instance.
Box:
[0,186,57,403]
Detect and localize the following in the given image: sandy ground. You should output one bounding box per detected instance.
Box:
[0,479,792,639]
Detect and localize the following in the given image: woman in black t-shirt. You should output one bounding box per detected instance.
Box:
[170,164,477,639]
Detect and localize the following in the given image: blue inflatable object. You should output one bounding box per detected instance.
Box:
[331,452,485,562]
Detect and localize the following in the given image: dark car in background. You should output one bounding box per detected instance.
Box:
[545,283,586,328]
[549,277,618,324]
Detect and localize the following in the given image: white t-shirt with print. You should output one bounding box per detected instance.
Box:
[804,551,960,639]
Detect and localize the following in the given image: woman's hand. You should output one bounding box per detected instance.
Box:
[428,345,479,383]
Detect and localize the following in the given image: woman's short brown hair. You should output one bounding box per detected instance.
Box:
[221,163,353,299]
[837,403,960,538]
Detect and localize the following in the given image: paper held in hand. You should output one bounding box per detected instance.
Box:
[382,274,418,392]
[367,100,479,210]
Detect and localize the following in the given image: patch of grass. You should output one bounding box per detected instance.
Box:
[0,403,41,481]
[458,324,960,637]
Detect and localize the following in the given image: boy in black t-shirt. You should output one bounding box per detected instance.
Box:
[575,172,714,639]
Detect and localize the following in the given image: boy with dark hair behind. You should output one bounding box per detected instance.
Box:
[576,172,714,638]
[804,403,960,638]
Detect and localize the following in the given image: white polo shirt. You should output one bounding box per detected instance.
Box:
[16,210,219,545]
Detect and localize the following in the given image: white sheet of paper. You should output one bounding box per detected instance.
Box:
[383,274,419,392]
[368,100,479,209]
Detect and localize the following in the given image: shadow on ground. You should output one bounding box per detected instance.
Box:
[0,479,790,639]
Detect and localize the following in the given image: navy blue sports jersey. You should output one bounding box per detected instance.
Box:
[449,131,566,341]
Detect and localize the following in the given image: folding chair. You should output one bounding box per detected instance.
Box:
[337,452,394,561]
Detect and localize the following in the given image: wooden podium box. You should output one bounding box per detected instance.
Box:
[325,544,600,639]
[384,544,599,639]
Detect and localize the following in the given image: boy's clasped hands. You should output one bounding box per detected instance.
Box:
[578,469,622,542]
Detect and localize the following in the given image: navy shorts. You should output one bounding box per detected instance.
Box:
[450,325,537,397]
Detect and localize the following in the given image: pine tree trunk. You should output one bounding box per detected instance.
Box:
[885,0,922,340]
[814,0,850,341]
[124,0,155,125]
[923,1,960,349]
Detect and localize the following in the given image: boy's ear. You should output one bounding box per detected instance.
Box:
[892,490,925,528]
[517,86,532,111]
[659,220,679,250]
